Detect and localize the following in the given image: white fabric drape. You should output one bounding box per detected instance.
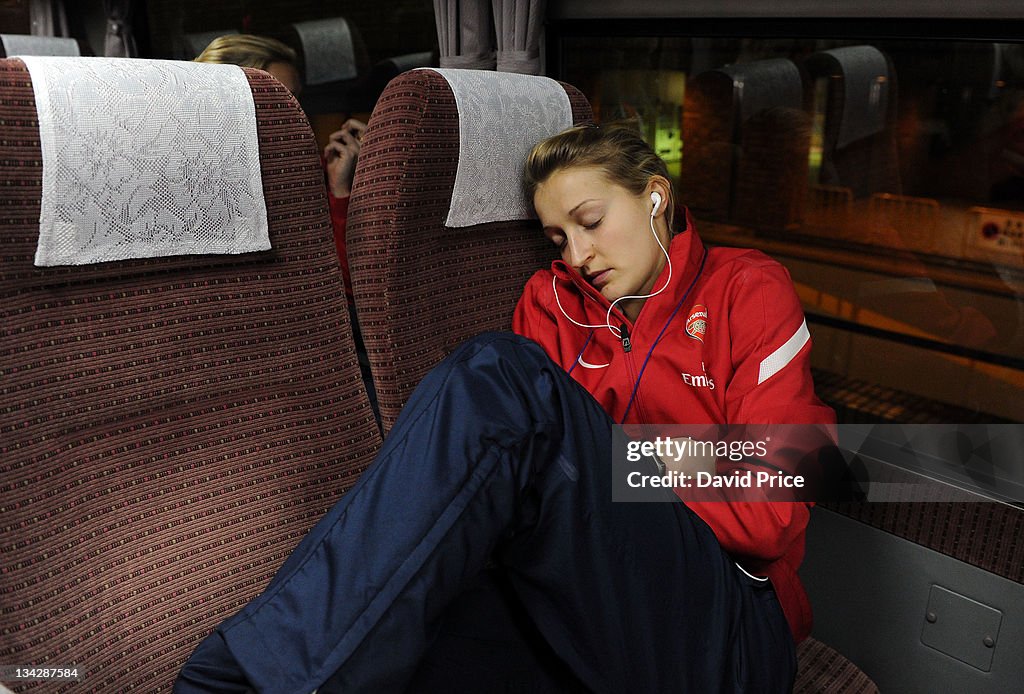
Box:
[492,0,544,75]
[103,0,137,58]
[433,0,495,70]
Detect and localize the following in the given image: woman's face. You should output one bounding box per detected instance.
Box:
[267,61,302,96]
[533,166,669,320]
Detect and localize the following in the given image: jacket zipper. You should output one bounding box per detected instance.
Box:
[562,270,652,423]
[618,322,652,424]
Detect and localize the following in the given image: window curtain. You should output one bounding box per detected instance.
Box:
[103,0,137,58]
[29,0,69,37]
[433,0,496,70]
[492,0,544,75]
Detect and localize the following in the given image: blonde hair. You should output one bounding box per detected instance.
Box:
[194,34,296,71]
[524,122,677,230]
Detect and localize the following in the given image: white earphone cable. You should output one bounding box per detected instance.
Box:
[603,207,672,334]
[551,195,673,340]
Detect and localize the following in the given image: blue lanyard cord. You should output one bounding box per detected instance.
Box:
[566,330,595,377]
[619,247,709,425]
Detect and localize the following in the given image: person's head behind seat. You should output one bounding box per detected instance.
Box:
[194,34,302,96]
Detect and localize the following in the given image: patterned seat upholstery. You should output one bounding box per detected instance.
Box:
[0,58,381,692]
[795,637,880,693]
[346,68,593,434]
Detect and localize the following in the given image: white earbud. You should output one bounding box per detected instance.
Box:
[650,192,662,215]
[551,189,673,343]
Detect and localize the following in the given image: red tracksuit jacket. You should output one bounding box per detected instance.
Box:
[512,214,836,643]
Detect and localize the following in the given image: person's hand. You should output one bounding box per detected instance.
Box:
[658,436,717,477]
[323,118,366,198]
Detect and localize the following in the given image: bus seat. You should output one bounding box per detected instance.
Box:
[806,46,902,199]
[681,58,810,231]
[346,67,593,433]
[0,57,381,692]
[795,636,880,693]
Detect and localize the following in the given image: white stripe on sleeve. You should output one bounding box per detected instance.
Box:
[757,319,810,385]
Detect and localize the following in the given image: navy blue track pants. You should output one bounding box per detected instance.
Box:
[175,333,796,693]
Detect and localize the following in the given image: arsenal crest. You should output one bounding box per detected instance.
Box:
[686,304,708,342]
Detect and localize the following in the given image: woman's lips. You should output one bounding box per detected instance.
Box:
[587,269,611,288]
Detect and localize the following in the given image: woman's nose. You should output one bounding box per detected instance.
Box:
[564,233,593,269]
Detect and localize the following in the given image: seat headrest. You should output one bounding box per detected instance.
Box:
[1,34,79,57]
[422,67,574,228]
[21,56,269,266]
[385,51,434,73]
[293,17,358,85]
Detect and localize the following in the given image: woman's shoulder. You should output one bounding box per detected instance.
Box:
[515,267,557,316]
[520,267,556,298]
[705,245,794,285]
[707,245,781,269]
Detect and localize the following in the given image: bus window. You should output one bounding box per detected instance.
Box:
[553,29,1024,427]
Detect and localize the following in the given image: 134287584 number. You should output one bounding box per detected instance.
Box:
[0,665,81,680]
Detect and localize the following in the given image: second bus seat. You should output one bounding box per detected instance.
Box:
[346,67,593,433]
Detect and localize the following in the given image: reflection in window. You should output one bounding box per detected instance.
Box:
[559,34,1024,424]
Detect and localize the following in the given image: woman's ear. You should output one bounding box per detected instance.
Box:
[646,176,672,219]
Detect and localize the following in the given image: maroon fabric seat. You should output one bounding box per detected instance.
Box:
[795,637,880,693]
[0,59,381,692]
[346,68,593,434]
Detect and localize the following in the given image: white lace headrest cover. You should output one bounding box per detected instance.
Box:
[293,18,357,85]
[426,68,573,228]
[1,35,80,57]
[21,57,269,267]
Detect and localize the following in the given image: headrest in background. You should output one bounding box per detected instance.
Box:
[293,17,358,85]
[1,34,79,57]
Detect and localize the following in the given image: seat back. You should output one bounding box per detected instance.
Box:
[0,57,381,692]
[346,68,593,433]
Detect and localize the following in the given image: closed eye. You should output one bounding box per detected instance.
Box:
[547,233,567,251]
[584,218,602,230]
